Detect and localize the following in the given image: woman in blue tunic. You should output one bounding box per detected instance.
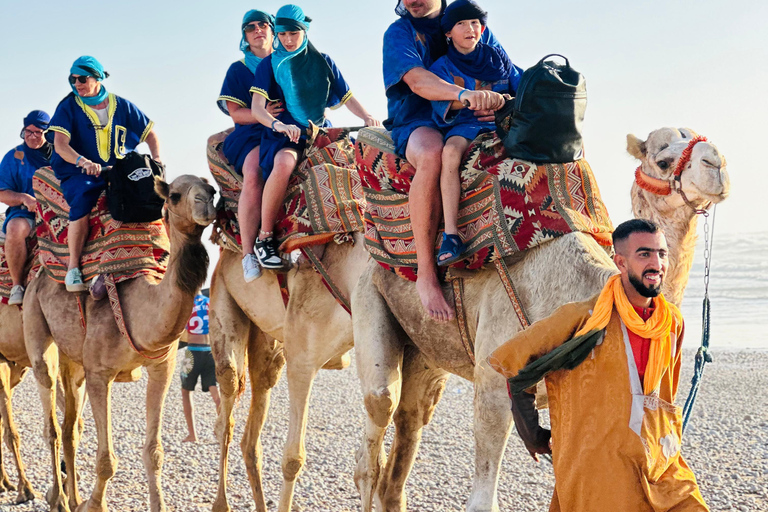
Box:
[248,4,380,268]
[217,9,286,282]
[48,56,161,292]
[429,0,523,265]
[0,110,52,304]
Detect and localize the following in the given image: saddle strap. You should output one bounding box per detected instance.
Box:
[300,246,352,315]
[494,258,531,329]
[452,277,476,365]
[104,274,171,360]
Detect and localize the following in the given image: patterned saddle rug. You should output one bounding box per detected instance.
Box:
[355,128,614,282]
[207,125,364,254]
[33,167,169,286]
[0,214,40,305]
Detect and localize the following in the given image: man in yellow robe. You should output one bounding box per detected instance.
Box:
[489,219,708,512]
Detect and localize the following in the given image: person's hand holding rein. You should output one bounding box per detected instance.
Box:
[462,89,505,112]
[79,158,102,176]
[273,121,302,143]
[20,193,37,211]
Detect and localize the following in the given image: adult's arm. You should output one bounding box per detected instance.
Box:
[0,190,35,210]
[53,131,101,176]
[251,94,301,143]
[227,101,283,125]
[343,96,381,127]
[402,67,504,112]
[144,129,162,163]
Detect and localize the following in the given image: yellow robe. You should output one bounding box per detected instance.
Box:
[488,296,708,512]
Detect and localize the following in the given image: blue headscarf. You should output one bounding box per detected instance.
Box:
[396,0,448,58]
[240,10,275,74]
[271,5,332,127]
[70,56,109,106]
[21,110,53,170]
[442,0,512,82]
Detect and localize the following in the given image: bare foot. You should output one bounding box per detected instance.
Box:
[182,434,197,443]
[415,276,455,322]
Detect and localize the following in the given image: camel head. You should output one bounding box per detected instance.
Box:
[627,128,730,212]
[154,175,217,233]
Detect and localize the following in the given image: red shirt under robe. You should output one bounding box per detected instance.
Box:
[628,304,653,384]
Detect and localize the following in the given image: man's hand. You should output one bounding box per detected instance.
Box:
[82,160,102,176]
[274,121,302,143]
[462,90,505,112]
[473,109,495,123]
[20,194,37,211]
[266,101,284,117]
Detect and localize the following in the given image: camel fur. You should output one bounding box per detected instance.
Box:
[352,128,729,512]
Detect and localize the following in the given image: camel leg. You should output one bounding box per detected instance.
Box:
[60,355,86,511]
[24,291,68,512]
[143,353,177,512]
[0,362,36,503]
[465,360,514,512]
[242,332,284,512]
[352,270,406,512]
[376,347,449,512]
[210,280,251,512]
[76,371,117,512]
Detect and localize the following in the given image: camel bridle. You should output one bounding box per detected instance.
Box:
[634,135,711,214]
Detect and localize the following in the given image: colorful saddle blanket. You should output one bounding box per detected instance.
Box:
[207,126,364,254]
[0,214,40,305]
[33,167,169,285]
[355,128,614,282]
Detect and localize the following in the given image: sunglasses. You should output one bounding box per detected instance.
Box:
[68,75,91,85]
[244,22,270,33]
[21,128,44,137]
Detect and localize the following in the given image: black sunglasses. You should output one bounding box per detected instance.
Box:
[244,21,270,33]
[68,75,91,85]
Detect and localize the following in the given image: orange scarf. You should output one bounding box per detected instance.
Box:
[576,274,682,395]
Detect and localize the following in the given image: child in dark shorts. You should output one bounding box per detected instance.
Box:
[179,292,220,443]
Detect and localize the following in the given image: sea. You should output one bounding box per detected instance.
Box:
[678,231,768,351]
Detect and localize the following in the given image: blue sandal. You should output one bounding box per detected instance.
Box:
[437,233,466,267]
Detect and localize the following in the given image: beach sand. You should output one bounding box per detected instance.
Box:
[3,349,766,512]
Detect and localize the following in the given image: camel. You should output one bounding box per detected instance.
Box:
[210,230,370,512]
[0,303,36,504]
[23,174,216,512]
[352,127,730,512]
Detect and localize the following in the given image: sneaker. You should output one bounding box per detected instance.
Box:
[255,236,283,269]
[242,254,262,282]
[64,268,87,292]
[8,285,24,305]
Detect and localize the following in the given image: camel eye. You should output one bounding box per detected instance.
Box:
[169,192,182,204]
[657,160,669,170]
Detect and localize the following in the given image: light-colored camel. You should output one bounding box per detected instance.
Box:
[352,127,730,512]
[0,304,36,504]
[211,230,369,512]
[23,174,216,512]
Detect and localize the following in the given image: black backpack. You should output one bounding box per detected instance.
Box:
[105,152,165,223]
[498,54,586,163]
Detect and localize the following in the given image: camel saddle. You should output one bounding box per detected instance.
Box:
[0,214,40,305]
[354,127,614,282]
[32,167,169,287]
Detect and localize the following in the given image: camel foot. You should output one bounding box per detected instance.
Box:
[415,277,454,322]
[0,475,16,492]
[48,494,72,512]
[14,481,36,504]
[211,496,230,512]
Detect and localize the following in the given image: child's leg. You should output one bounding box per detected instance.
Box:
[440,136,471,237]
[181,389,196,442]
[238,148,264,256]
[259,148,298,239]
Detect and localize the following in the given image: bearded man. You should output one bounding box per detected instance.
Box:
[489,218,708,511]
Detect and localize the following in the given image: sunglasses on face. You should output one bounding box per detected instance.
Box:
[244,22,270,33]
[68,75,91,85]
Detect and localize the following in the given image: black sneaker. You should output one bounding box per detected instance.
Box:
[255,236,283,269]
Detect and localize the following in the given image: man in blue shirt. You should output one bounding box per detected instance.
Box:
[0,110,52,305]
[383,0,505,322]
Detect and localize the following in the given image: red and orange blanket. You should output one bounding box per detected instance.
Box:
[207,126,364,254]
[0,215,40,305]
[355,128,613,282]
[32,166,169,286]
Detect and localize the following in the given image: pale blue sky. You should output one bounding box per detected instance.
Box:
[1,0,764,239]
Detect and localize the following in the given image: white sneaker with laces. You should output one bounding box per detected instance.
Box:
[242,254,262,282]
[8,285,24,305]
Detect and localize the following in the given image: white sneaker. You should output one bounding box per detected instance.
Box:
[242,254,262,282]
[65,268,87,292]
[8,285,24,305]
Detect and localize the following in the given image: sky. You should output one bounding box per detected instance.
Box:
[1,0,765,285]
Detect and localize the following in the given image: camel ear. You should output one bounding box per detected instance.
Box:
[154,177,170,200]
[626,134,646,159]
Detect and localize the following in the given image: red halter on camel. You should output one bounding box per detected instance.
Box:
[634,135,711,213]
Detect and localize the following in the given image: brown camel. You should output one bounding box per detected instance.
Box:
[352,127,730,512]
[0,303,35,504]
[23,174,216,512]
[210,231,369,512]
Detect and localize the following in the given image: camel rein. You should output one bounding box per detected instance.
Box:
[634,136,711,214]
[682,204,716,433]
